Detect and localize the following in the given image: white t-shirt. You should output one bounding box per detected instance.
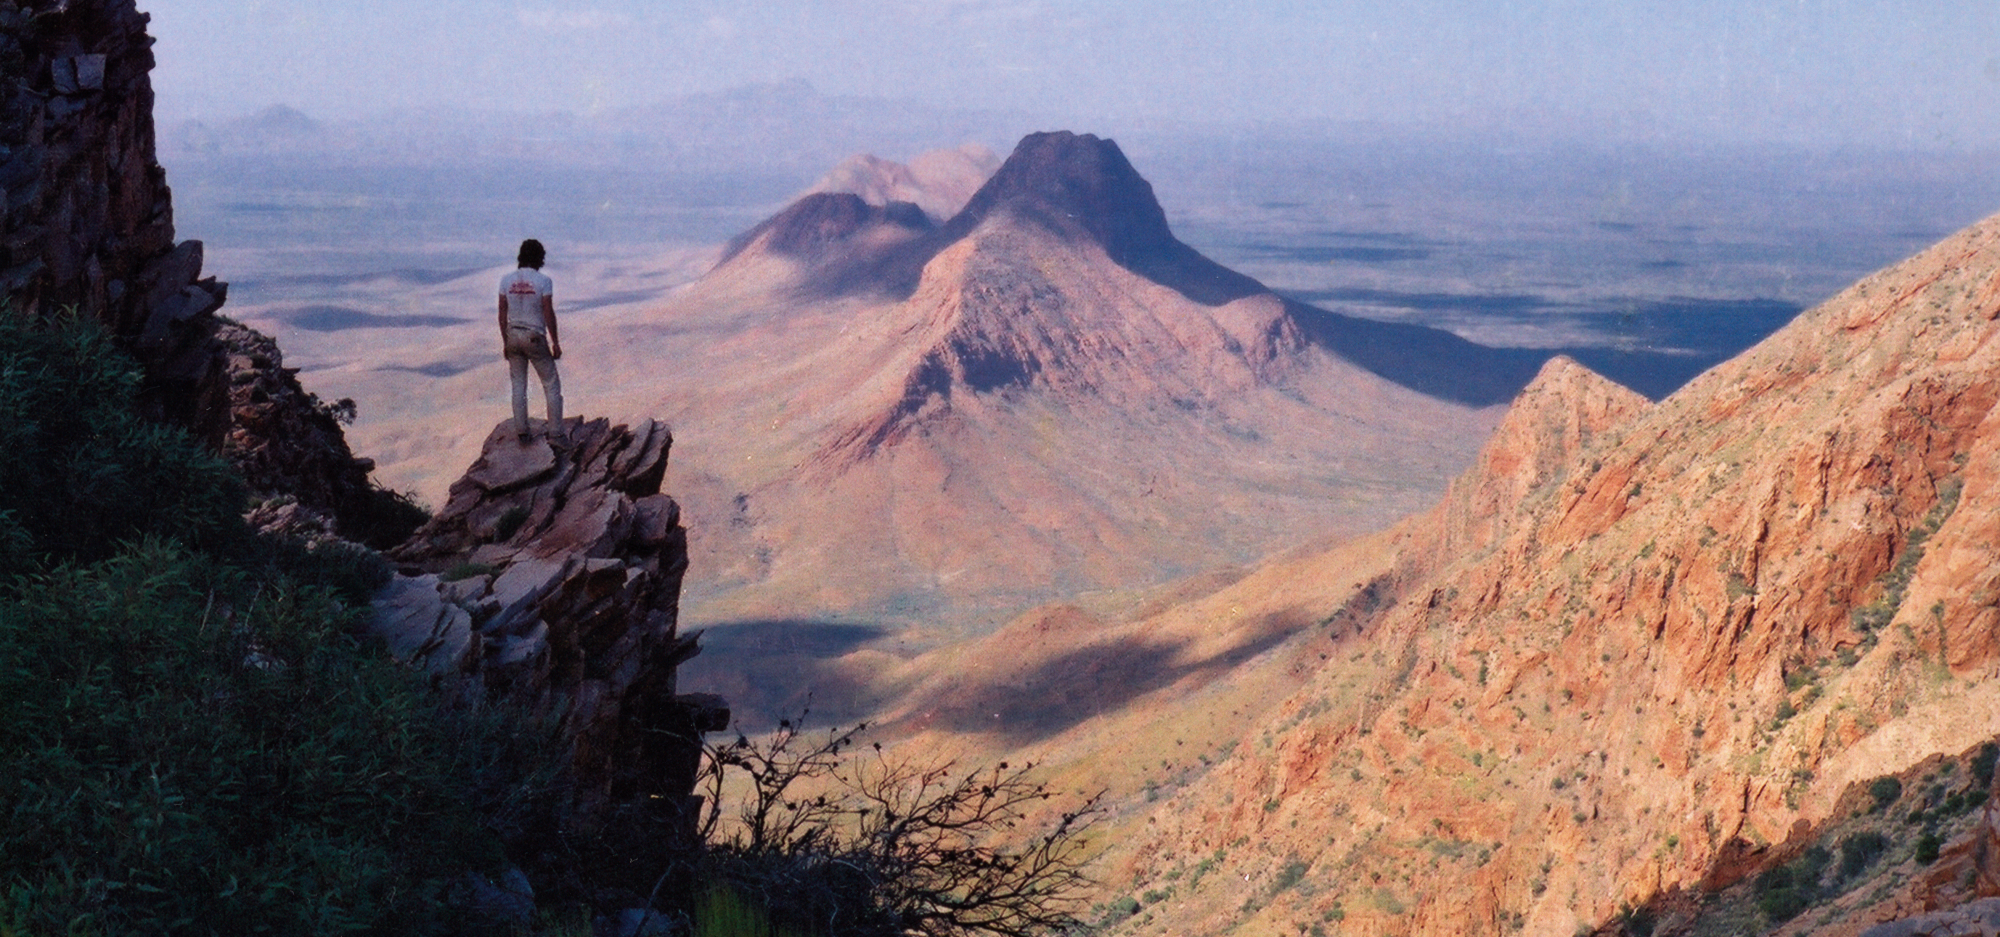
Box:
[499,268,554,332]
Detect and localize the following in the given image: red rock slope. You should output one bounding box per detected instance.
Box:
[1068,209,2000,937]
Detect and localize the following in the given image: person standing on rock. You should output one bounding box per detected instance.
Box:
[498,238,563,443]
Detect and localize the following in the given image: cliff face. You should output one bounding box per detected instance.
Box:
[1086,211,2000,937]
[0,0,229,440]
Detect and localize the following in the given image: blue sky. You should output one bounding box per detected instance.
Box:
[145,1,2000,150]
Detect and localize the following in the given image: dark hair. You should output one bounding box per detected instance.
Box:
[516,239,546,269]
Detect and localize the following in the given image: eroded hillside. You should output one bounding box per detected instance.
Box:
[1098,208,2000,937]
[868,209,2000,937]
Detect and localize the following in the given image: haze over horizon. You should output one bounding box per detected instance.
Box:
[146,1,2000,152]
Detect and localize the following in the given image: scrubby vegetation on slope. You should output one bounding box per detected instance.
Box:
[0,312,1102,936]
[0,312,556,935]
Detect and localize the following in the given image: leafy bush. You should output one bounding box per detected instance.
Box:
[1837,831,1890,880]
[0,542,557,934]
[695,719,1101,937]
[260,532,396,603]
[1271,860,1311,894]
[1868,776,1904,812]
[0,310,560,933]
[1753,846,1830,923]
[0,311,247,567]
[1915,832,1942,864]
[1974,743,1999,792]
[340,484,432,551]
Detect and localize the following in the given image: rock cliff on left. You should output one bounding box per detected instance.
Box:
[0,0,402,543]
[0,0,230,440]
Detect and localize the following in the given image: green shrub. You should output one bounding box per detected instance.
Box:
[1916,832,1942,864]
[340,485,431,551]
[0,541,555,935]
[1869,776,1903,812]
[0,311,246,569]
[1271,860,1311,894]
[0,311,570,933]
[494,506,531,542]
[1974,743,1999,791]
[261,532,395,603]
[1753,846,1829,923]
[1837,831,1890,879]
[442,561,500,583]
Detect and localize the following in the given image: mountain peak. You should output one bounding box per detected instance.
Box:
[954,132,1172,258]
[1413,355,1648,560]
[717,192,931,267]
[944,132,1265,305]
[807,144,1001,222]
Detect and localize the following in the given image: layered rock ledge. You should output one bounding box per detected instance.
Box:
[378,418,723,810]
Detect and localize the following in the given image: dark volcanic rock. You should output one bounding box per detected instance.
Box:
[719,191,932,265]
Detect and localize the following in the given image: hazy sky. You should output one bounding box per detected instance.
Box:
[147,1,2000,150]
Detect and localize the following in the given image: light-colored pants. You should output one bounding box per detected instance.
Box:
[505,326,562,435]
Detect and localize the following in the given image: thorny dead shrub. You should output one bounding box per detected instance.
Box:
[691,717,1103,937]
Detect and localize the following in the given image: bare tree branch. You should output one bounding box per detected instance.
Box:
[695,715,1101,937]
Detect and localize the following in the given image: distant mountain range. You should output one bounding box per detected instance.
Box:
[161,80,1033,177]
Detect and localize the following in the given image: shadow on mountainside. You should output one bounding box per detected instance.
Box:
[907,608,1310,745]
[680,618,894,730]
[1283,298,1792,404]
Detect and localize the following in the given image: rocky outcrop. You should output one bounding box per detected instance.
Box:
[380,418,723,811]
[1862,899,2000,937]
[1414,354,1651,564]
[0,0,230,441]
[220,320,424,546]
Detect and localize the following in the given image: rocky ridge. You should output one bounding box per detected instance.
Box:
[218,319,425,545]
[1085,208,2000,937]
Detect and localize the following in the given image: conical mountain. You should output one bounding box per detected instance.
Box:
[588,132,1512,645]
